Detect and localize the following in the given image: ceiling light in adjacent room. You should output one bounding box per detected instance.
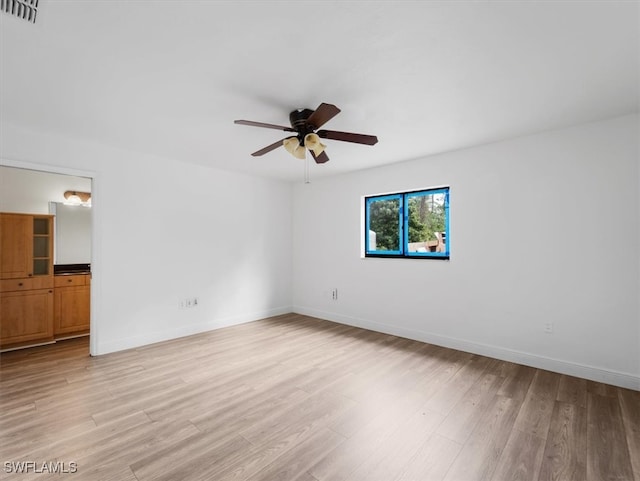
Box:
[64,191,91,207]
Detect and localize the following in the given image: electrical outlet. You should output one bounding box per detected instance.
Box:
[331,288,338,301]
[544,322,553,333]
[180,297,199,309]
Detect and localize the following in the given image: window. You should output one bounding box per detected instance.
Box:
[365,187,450,259]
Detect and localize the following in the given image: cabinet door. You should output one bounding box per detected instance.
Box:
[54,285,90,335]
[0,214,33,279]
[0,289,54,347]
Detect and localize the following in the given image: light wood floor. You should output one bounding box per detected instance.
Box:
[1,314,638,481]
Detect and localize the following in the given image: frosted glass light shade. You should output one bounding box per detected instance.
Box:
[304,133,326,156]
[283,137,306,159]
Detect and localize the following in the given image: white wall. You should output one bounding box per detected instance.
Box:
[2,115,637,389]
[292,114,640,390]
[1,123,293,355]
[0,166,91,214]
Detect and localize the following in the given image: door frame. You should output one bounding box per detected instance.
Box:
[0,158,101,356]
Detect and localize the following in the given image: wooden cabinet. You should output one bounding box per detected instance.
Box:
[1,213,91,350]
[0,213,55,349]
[0,288,54,346]
[54,274,90,336]
[0,213,53,279]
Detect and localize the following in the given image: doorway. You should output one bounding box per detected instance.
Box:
[0,162,98,354]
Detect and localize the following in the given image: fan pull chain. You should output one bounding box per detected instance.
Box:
[304,151,311,184]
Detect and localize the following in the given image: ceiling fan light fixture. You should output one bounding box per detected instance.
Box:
[283,137,306,159]
[236,102,378,165]
[304,133,326,156]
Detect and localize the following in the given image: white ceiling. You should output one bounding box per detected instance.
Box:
[1,1,638,182]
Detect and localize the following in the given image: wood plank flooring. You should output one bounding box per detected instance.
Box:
[0,313,638,481]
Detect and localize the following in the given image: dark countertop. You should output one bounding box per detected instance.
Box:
[54,264,91,275]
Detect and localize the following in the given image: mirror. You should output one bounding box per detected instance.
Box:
[49,202,91,265]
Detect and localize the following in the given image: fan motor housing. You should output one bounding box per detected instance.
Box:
[289,109,315,135]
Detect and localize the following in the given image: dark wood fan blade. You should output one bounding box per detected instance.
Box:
[309,150,330,164]
[235,120,295,132]
[251,138,290,157]
[306,103,341,130]
[317,130,378,145]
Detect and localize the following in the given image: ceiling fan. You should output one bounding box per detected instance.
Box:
[234,102,378,164]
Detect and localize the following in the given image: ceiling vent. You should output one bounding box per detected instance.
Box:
[1,0,38,23]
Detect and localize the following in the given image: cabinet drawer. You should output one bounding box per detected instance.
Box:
[0,277,54,293]
[54,275,88,287]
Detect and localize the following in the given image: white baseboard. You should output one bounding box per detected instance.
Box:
[293,305,640,391]
[94,305,292,355]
